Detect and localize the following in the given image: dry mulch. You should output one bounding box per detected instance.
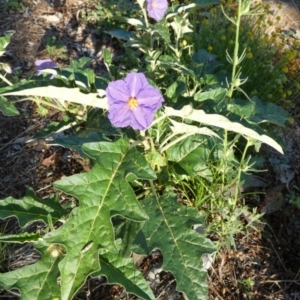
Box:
[0,0,300,300]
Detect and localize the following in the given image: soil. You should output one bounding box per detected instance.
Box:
[0,0,300,299]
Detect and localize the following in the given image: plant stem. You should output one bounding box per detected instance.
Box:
[221,129,228,193]
[150,180,159,201]
[15,97,66,112]
[233,138,250,207]
[0,73,12,86]
[228,0,242,99]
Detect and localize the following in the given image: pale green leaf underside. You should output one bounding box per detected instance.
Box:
[43,139,156,300]
[164,105,283,154]
[2,86,108,109]
[133,192,215,300]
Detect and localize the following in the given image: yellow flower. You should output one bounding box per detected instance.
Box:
[229,39,234,44]
[207,45,213,52]
[276,16,281,21]
[287,90,292,96]
[221,35,226,40]
[278,4,282,9]
[282,67,289,73]
[246,52,253,59]
[202,19,209,25]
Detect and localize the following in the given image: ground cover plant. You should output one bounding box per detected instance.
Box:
[0,0,295,299]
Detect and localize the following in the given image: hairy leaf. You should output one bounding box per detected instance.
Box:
[165,105,283,153]
[0,246,61,300]
[0,232,40,243]
[2,86,108,109]
[0,189,67,227]
[133,192,215,300]
[0,95,19,116]
[92,246,154,300]
[167,134,214,179]
[43,139,156,300]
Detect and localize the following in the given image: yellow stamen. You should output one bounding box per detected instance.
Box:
[152,2,157,7]
[128,97,138,109]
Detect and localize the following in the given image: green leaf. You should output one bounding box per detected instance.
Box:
[132,192,215,300]
[193,0,220,4]
[250,96,291,126]
[103,48,112,65]
[167,134,214,179]
[0,33,12,56]
[70,57,93,70]
[0,232,40,243]
[92,249,154,300]
[106,29,137,41]
[227,98,255,118]
[165,79,186,101]
[43,139,156,300]
[0,95,19,116]
[113,216,145,257]
[0,246,61,300]
[194,87,227,102]
[0,189,67,227]
[165,105,284,153]
[152,24,171,43]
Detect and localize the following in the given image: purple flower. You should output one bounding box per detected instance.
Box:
[4,65,12,74]
[146,0,168,21]
[106,72,164,130]
[35,59,57,78]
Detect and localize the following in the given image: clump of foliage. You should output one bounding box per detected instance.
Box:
[43,36,68,60]
[188,0,300,105]
[0,0,294,299]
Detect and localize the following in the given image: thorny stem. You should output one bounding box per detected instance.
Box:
[150,180,159,202]
[233,138,251,207]
[221,130,228,194]
[227,0,243,99]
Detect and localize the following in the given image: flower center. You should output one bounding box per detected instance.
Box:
[128,97,138,110]
[151,1,157,7]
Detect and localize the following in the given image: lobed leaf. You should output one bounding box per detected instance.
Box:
[132,192,215,300]
[43,139,156,300]
[0,189,67,227]
[92,247,154,300]
[0,246,61,300]
[164,105,283,153]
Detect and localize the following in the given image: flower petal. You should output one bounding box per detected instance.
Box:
[132,106,154,130]
[35,59,57,70]
[124,72,148,98]
[106,80,130,105]
[136,86,164,112]
[108,102,131,128]
[147,0,168,21]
